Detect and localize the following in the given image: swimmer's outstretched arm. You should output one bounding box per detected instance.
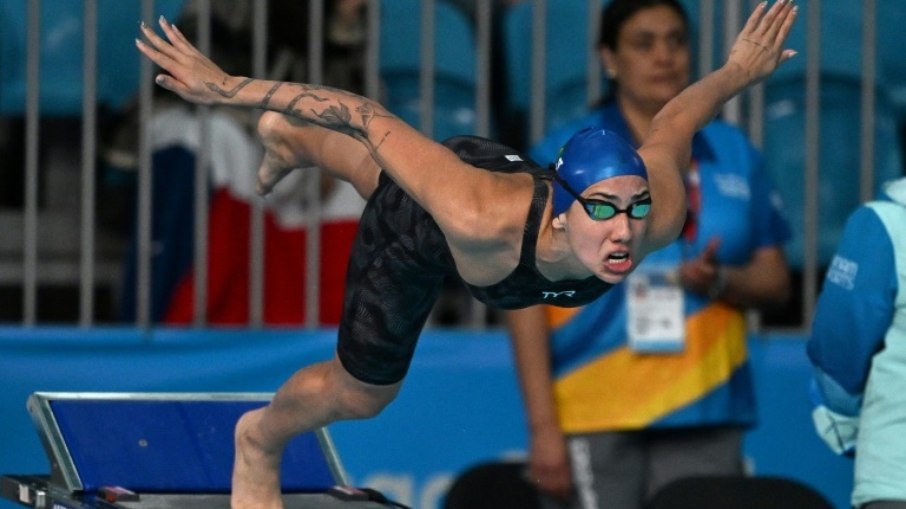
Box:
[637,0,797,252]
[135,18,516,248]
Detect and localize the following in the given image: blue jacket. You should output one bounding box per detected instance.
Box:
[809,177,906,506]
[536,102,790,432]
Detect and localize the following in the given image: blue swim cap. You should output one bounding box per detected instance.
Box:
[552,128,648,216]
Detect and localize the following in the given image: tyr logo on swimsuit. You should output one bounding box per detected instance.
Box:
[542,290,576,299]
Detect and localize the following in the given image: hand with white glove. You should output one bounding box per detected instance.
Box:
[812,405,859,456]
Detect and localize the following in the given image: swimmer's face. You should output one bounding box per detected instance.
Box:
[563,175,650,284]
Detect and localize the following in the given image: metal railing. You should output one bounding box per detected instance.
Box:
[1,0,899,332]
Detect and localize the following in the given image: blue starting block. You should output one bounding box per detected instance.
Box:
[1,393,398,508]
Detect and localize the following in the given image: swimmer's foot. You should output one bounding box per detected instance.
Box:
[256,112,313,196]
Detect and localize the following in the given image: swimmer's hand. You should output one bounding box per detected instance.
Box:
[725,0,798,85]
[136,16,243,106]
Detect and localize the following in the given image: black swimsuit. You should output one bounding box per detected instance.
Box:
[336,136,613,385]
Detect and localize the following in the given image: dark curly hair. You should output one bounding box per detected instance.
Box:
[599,0,690,50]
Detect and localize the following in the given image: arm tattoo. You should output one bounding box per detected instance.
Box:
[259,82,284,109]
[307,100,394,151]
[276,83,396,156]
[205,77,254,98]
[356,103,394,130]
[283,90,329,116]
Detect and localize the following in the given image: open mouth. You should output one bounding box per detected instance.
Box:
[606,252,633,273]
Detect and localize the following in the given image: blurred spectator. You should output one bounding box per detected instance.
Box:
[505,1,791,508]
[808,177,906,509]
[108,2,365,325]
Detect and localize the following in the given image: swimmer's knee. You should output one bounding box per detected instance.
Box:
[338,388,396,420]
[329,361,401,420]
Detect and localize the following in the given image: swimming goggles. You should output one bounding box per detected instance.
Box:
[553,173,651,221]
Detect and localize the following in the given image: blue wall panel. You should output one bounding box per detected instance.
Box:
[0,328,852,509]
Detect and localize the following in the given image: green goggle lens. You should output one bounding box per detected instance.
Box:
[584,199,651,221]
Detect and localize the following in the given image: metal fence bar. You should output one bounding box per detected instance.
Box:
[722,0,742,124]
[860,0,876,203]
[365,0,380,102]
[23,0,41,326]
[79,0,98,327]
[467,0,494,329]
[419,0,436,137]
[249,0,269,328]
[475,0,492,139]
[529,0,546,145]
[697,0,715,80]
[747,0,766,153]
[587,0,600,104]
[137,0,156,328]
[740,0,766,334]
[802,0,822,329]
[192,1,212,327]
[305,0,325,329]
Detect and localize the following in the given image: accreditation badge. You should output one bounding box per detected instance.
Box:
[626,265,685,353]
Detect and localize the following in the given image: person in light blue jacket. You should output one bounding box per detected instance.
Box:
[808,177,906,509]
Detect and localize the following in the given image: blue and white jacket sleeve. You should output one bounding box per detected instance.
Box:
[807,205,898,454]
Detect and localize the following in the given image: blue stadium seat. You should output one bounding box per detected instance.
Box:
[501,0,607,142]
[767,0,906,96]
[764,1,904,121]
[379,0,479,142]
[875,2,906,120]
[0,0,184,116]
[643,475,834,509]
[759,0,906,270]
[0,1,28,114]
[763,75,904,270]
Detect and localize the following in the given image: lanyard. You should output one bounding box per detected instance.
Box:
[681,161,701,249]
